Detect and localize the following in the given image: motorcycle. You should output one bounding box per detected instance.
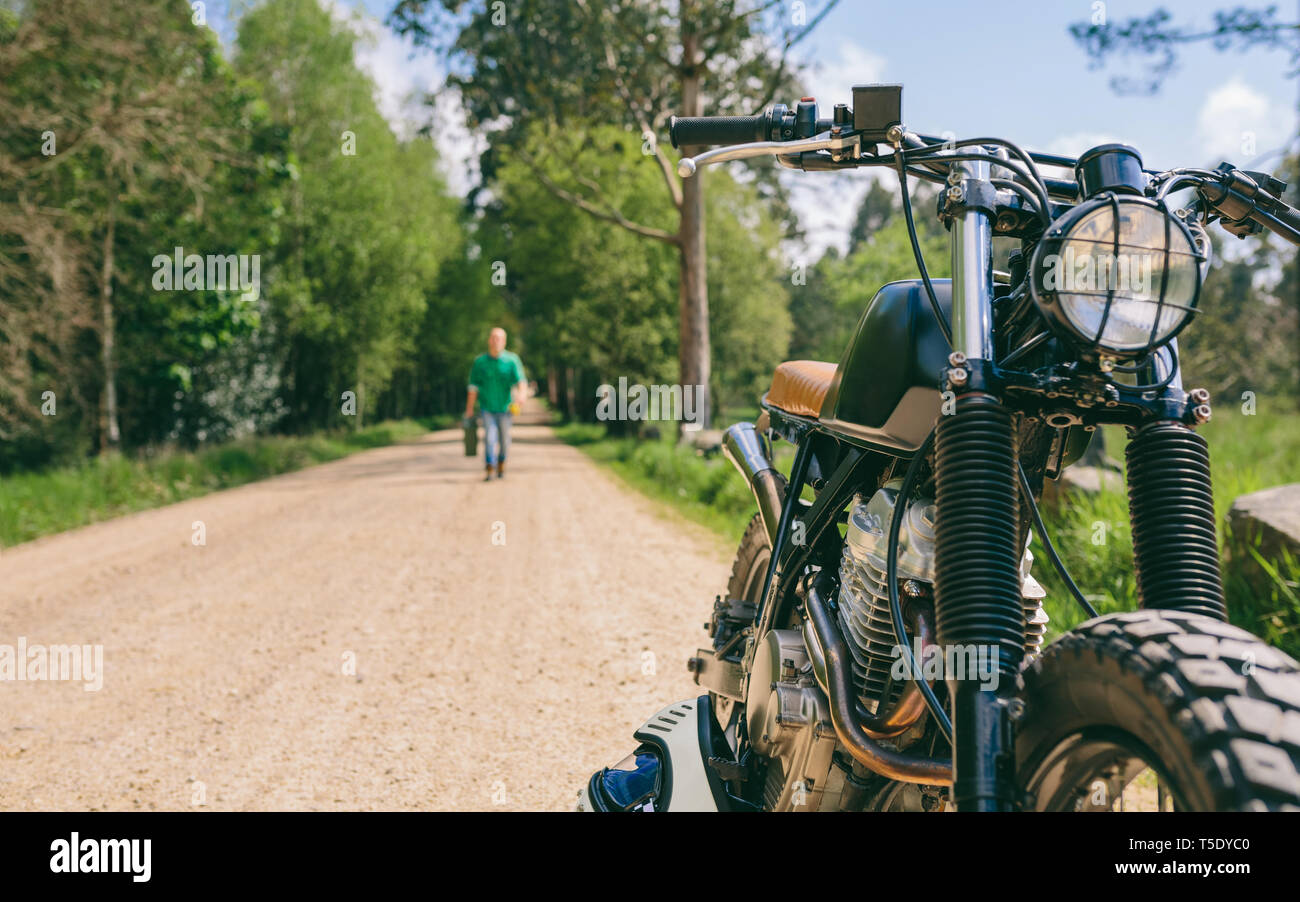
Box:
[579,85,1300,812]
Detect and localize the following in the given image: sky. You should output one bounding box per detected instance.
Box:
[212,0,1300,257]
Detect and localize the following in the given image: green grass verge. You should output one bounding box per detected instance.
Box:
[0,416,454,548]
[1036,407,1300,657]
[556,421,783,543]
[558,402,1300,659]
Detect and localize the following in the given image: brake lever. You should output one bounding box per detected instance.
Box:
[677,130,860,178]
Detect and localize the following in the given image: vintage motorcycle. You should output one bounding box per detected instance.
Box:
[578,85,1300,812]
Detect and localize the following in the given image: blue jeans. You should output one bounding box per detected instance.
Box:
[482,411,512,466]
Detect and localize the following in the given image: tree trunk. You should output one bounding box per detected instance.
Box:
[677,31,711,430]
[356,368,365,429]
[564,365,577,420]
[547,364,559,407]
[98,203,120,452]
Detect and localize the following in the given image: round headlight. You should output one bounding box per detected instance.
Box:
[1030,195,1203,355]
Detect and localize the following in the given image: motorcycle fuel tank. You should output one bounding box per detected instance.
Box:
[819,279,953,454]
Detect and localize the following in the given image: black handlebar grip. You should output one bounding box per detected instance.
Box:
[1259,200,1300,244]
[1270,199,1300,230]
[669,114,767,149]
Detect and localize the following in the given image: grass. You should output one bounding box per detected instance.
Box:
[1035,407,1300,656]
[0,415,455,548]
[556,420,784,543]
[558,401,1300,659]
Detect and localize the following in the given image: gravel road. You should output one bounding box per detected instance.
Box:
[0,407,732,810]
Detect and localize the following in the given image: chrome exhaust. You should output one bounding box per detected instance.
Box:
[802,574,953,786]
[721,422,786,547]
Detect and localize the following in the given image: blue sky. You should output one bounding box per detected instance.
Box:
[218,0,1300,254]
[797,0,1297,168]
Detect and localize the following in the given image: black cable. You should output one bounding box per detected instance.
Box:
[1118,343,1179,392]
[999,330,1051,367]
[991,178,1050,226]
[904,165,949,186]
[1156,172,1213,199]
[893,151,953,347]
[885,428,954,742]
[903,146,1053,217]
[1016,461,1099,620]
[910,136,1052,201]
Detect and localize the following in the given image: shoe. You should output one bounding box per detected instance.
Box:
[496,462,505,479]
[484,466,493,481]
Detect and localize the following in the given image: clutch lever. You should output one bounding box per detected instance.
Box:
[677,130,860,178]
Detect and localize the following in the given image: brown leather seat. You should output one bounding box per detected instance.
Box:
[764,360,837,418]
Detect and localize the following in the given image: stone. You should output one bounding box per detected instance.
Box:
[1227,484,1300,581]
[1040,465,1126,508]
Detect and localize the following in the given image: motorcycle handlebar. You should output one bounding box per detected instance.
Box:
[1200,166,1300,245]
[1256,198,1300,244]
[669,110,1299,243]
[669,114,769,149]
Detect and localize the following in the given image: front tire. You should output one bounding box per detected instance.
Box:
[1016,609,1300,811]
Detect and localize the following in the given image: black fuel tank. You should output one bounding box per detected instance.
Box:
[819,279,952,454]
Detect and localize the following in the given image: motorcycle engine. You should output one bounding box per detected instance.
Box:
[837,480,1048,714]
[741,479,1048,811]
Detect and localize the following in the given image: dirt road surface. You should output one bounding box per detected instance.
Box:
[0,405,732,810]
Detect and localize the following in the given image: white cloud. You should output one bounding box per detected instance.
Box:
[1044,132,1126,159]
[803,42,887,110]
[1196,77,1291,166]
[777,42,889,259]
[322,0,481,195]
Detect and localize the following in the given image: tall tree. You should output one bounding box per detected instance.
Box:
[0,0,269,455]
[236,0,460,430]
[390,0,837,426]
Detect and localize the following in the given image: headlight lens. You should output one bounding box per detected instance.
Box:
[1031,196,1203,354]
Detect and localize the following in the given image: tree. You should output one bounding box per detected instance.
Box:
[389,0,838,427]
[494,124,681,426]
[1069,5,1299,96]
[0,0,273,457]
[236,0,460,430]
[847,179,898,254]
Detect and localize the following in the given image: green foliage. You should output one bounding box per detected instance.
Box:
[792,196,950,364]
[495,125,679,391]
[0,0,283,460]
[1178,219,1300,403]
[0,0,471,474]
[706,174,793,411]
[235,0,460,430]
[493,124,791,419]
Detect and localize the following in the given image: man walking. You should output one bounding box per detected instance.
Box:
[465,327,527,481]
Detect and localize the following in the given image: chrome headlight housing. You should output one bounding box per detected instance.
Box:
[1029,195,1204,356]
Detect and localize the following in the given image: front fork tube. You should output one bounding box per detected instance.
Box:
[937,156,1024,810]
[934,394,1024,811]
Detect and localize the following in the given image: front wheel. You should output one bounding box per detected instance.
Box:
[1016,610,1300,811]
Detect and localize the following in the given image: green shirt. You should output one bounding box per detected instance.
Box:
[468,350,525,413]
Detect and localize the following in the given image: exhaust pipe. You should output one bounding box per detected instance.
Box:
[802,575,953,786]
[722,422,786,547]
[803,595,933,740]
